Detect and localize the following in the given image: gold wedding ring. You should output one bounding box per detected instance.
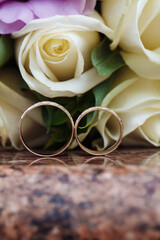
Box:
[19,101,74,157]
[74,106,123,155]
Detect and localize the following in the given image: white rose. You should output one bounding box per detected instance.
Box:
[0,68,43,149]
[102,0,160,79]
[95,67,160,148]
[13,13,112,98]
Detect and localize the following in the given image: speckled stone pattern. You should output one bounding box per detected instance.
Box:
[0,148,160,240]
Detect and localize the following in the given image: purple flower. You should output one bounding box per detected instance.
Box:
[0,0,97,34]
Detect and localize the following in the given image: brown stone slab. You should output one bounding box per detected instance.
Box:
[0,148,160,240]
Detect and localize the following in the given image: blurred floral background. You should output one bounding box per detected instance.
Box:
[0,0,159,150]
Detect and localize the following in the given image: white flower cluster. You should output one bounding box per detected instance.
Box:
[0,0,159,149]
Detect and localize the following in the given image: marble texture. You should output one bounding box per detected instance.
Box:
[0,148,160,240]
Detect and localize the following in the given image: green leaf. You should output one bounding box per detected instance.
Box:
[77,91,94,112]
[78,111,94,129]
[93,73,115,106]
[54,97,76,105]
[78,73,115,131]
[92,38,125,76]
[43,125,71,149]
[42,106,54,133]
[35,92,50,101]
[43,136,55,150]
[20,78,30,91]
[50,128,70,143]
[52,101,77,126]
[0,35,14,67]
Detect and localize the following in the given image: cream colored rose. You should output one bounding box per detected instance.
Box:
[0,68,43,149]
[12,13,112,98]
[102,0,160,79]
[95,67,160,148]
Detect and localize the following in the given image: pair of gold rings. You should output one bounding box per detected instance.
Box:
[19,101,123,157]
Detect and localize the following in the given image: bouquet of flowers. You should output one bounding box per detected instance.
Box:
[0,0,159,152]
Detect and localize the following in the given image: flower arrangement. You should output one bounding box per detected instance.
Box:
[0,0,159,151]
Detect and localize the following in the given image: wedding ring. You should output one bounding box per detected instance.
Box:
[28,157,68,167]
[83,156,122,167]
[74,106,123,155]
[19,101,74,157]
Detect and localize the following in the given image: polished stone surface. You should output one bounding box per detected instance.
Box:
[1,147,160,166]
[0,147,160,240]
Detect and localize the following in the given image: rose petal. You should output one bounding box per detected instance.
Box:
[0,0,97,34]
[83,0,97,14]
[0,20,26,35]
[95,68,160,148]
[13,13,113,39]
[139,113,160,146]
[14,14,112,98]
[102,0,132,49]
[121,51,160,79]
[28,0,96,17]
[18,64,109,98]
[121,128,155,146]
[0,108,8,146]
[102,0,160,79]
[0,1,34,34]
[0,68,43,149]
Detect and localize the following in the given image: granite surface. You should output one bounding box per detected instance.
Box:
[0,148,160,240]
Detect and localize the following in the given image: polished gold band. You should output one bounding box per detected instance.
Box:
[19,101,74,157]
[74,106,123,155]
